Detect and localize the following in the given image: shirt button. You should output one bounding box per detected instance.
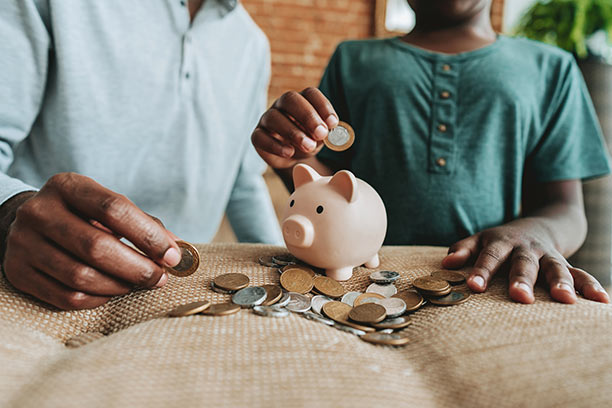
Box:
[436,157,447,167]
[440,91,451,99]
[442,64,451,71]
[180,0,186,6]
[185,72,190,79]
[437,124,447,132]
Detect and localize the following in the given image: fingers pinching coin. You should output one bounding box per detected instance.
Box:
[165,241,200,277]
[324,121,355,152]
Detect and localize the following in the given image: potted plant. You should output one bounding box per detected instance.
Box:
[514,0,612,285]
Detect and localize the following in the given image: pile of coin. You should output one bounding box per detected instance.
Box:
[166,253,472,347]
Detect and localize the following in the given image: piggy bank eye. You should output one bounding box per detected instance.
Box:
[316,205,324,214]
[290,200,295,207]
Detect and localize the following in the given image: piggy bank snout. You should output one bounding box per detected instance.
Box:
[282,215,314,248]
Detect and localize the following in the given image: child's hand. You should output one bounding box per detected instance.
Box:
[251,88,339,169]
[441,224,610,304]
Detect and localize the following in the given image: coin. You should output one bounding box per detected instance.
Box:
[334,323,366,336]
[392,290,424,312]
[165,241,200,277]
[302,311,334,326]
[201,303,241,316]
[413,276,451,297]
[341,291,362,307]
[260,285,283,306]
[324,121,355,152]
[369,270,400,284]
[285,292,311,313]
[372,316,412,330]
[341,319,376,333]
[353,292,385,306]
[311,295,333,315]
[213,273,250,291]
[282,264,316,278]
[361,332,410,346]
[210,281,236,294]
[168,300,211,317]
[276,291,291,307]
[374,297,407,318]
[348,303,387,324]
[313,276,345,298]
[272,254,297,266]
[280,268,314,294]
[258,256,277,268]
[431,270,466,285]
[232,286,267,308]
[428,290,471,306]
[378,329,394,334]
[321,301,352,322]
[253,305,289,318]
[366,283,397,298]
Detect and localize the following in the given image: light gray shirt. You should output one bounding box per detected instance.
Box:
[0,0,283,244]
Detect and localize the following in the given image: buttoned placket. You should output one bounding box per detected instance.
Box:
[428,59,458,174]
[179,0,194,95]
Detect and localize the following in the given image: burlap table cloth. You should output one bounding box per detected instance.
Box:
[1,244,611,408]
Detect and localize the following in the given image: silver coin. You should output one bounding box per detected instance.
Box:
[302,311,334,326]
[341,291,362,307]
[285,292,311,313]
[374,297,407,318]
[272,254,297,266]
[258,256,277,268]
[211,281,235,294]
[378,329,394,334]
[311,295,333,315]
[366,283,397,298]
[328,125,351,147]
[231,286,267,308]
[253,305,289,318]
[369,270,400,284]
[361,297,383,305]
[334,323,366,336]
[276,292,291,307]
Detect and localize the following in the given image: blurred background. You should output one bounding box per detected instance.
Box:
[213,0,612,288]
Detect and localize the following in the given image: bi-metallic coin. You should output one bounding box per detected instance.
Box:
[165,241,200,277]
[324,121,355,152]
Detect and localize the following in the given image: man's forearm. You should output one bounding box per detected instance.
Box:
[274,156,334,192]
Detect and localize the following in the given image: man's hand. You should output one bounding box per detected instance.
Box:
[2,173,181,310]
[442,222,610,304]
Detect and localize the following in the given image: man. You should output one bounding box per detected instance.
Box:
[0,0,282,310]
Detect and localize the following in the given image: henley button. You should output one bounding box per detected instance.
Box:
[440,91,450,99]
[442,64,451,71]
[437,124,447,132]
[436,157,447,167]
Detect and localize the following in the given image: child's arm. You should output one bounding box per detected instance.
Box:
[442,180,609,304]
[251,88,340,191]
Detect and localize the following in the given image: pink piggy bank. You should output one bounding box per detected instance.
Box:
[281,164,387,281]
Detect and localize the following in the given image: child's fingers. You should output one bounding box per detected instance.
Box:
[252,128,294,160]
[260,108,318,153]
[273,90,330,142]
[540,255,577,304]
[467,242,513,292]
[507,249,540,304]
[442,235,479,269]
[568,266,610,303]
[300,87,339,131]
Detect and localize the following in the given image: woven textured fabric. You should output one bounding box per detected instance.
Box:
[1,244,612,408]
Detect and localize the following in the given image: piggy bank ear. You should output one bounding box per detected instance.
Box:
[328,170,358,203]
[293,164,321,189]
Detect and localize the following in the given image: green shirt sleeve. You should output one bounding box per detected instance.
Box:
[526,57,611,182]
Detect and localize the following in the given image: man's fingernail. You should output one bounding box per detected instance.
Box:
[302,137,316,151]
[155,273,168,288]
[516,282,532,294]
[326,115,339,128]
[314,125,328,140]
[472,275,485,289]
[163,247,181,267]
[556,283,574,293]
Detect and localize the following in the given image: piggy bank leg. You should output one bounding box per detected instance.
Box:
[364,253,380,269]
[326,267,354,281]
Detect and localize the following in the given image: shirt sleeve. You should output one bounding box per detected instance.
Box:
[526,56,612,182]
[225,36,283,245]
[0,0,50,201]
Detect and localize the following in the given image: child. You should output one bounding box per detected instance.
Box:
[252,0,612,304]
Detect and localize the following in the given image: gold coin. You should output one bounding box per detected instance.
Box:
[431,270,466,285]
[280,268,314,294]
[282,264,316,278]
[361,332,410,346]
[324,121,355,152]
[353,293,385,306]
[428,290,471,306]
[313,276,345,298]
[201,303,241,316]
[419,286,452,298]
[340,319,376,333]
[372,316,412,330]
[392,290,424,312]
[261,284,283,306]
[168,300,211,317]
[413,276,451,294]
[213,273,250,291]
[348,303,387,324]
[321,301,352,322]
[165,241,200,277]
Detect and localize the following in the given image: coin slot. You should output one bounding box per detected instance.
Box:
[316,205,324,214]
